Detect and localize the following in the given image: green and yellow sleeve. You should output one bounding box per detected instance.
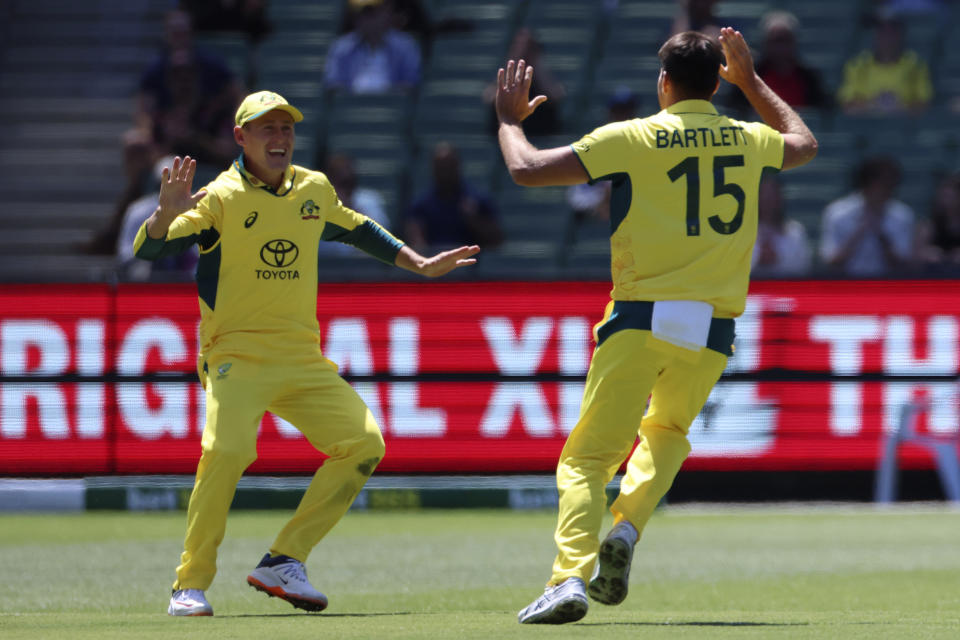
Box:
[318,180,403,264]
[133,190,223,261]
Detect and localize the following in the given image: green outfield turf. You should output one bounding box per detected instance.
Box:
[1,505,959,639]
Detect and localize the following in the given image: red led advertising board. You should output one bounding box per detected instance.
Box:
[0,281,957,474]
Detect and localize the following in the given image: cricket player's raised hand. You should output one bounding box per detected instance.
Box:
[495,59,548,126]
[396,244,481,278]
[148,156,208,239]
[158,156,208,218]
[718,27,757,90]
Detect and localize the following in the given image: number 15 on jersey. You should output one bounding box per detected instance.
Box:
[667,154,746,237]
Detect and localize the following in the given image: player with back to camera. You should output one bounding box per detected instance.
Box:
[495,28,817,624]
[133,90,479,617]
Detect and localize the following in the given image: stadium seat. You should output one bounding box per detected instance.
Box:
[521,0,605,133]
[585,1,672,130]
[6,0,960,282]
[875,399,960,503]
[322,92,416,220]
[0,0,173,281]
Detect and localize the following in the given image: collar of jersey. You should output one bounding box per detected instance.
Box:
[234,154,296,196]
[664,99,719,116]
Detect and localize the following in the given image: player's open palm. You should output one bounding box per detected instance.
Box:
[495,59,547,126]
[157,155,208,218]
[718,27,756,89]
[420,245,481,278]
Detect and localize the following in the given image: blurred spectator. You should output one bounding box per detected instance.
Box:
[116,156,198,281]
[324,0,422,94]
[837,12,932,114]
[871,0,949,17]
[404,141,503,253]
[605,86,640,123]
[670,0,724,40]
[819,156,915,276]
[137,9,242,165]
[725,11,829,117]
[337,0,472,57]
[917,172,960,273]
[565,87,639,226]
[87,8,242,255]
[485,27,566,137]
[179,0,271,43]
[179,0,272,87]
[751,176,812,277]
[318,153,392,257]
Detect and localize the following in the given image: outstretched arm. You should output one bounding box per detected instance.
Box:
[496,59,588,187]
[394,244,480,277]
[145,156,208,239]
[718,28,818,170]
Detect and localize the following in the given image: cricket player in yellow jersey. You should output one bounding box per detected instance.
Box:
[134,91,479,617]
[496,29,818,624]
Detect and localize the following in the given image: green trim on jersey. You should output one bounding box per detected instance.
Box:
[595,300,735,356]
[234,155,297,197]
[321,219,403,265]
[134,229,204,261]
[133,232,168,260]
[196,242,222,311]
[590,172,632,236]
[572,146,634,236]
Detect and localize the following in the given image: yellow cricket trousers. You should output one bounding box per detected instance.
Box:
[549,322,729,585]
[173,348,385,591]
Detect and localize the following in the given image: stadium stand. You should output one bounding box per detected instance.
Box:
[483,2,602,275]
[785,0,861,93]
[322,91,415,224]
[1,0,959,282]
[406,1,530,277]
[256,1,342,168]
[0,0,176,282]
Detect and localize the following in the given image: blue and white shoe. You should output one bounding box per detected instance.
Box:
[517,577,588,624]
[168,588,213,616]
[588,521,638,605]
[247,553,328,612]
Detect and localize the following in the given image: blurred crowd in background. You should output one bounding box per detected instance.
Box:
[21,0,959,281]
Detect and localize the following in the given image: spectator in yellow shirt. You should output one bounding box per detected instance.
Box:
[838,12,932,114]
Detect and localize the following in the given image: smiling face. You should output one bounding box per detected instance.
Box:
[234,110,296,188]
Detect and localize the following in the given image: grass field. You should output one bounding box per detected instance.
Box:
[1,505,959,639]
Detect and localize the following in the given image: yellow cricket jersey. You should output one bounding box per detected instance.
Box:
[572,99,784,318]
[837,50,932,108]
[133,157,403,357]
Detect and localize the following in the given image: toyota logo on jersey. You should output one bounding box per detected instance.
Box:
[260,239,299,268]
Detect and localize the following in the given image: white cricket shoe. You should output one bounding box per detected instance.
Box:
[588,520,638,605]
[517,577,588,624]
[168,588,213,616]
[247,553,329,612]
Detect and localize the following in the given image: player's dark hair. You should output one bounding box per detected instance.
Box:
[658,31,723,100]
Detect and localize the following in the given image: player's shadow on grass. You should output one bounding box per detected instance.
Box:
[224,612,418,619]
[581,621,811,627]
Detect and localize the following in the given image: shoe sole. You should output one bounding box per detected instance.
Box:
[247,576,328,612]
[168,607,212,617]
[588,537,631,605]
[519,596,588,624]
